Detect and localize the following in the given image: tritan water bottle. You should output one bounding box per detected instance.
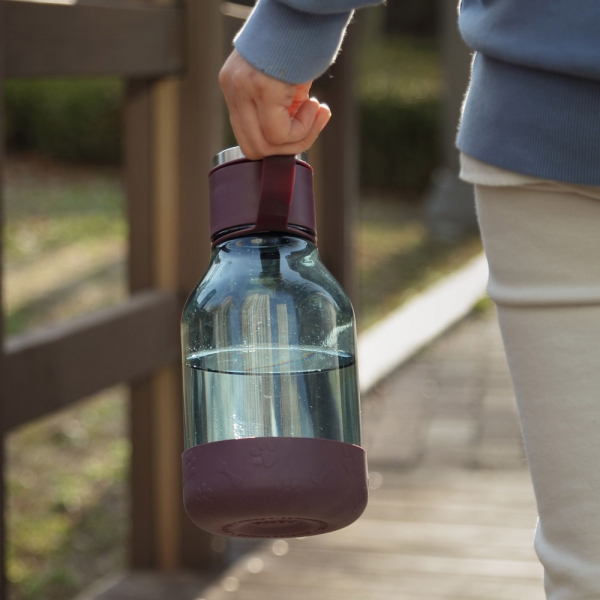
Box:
[181,147,368,539]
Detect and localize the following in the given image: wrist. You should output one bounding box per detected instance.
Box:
[234,0,352,84]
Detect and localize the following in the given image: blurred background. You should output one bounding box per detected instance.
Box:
[2,1,484,599]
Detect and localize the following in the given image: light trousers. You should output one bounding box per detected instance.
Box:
[474,176,600,600]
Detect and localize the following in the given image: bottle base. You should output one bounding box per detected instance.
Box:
[182,437,368,538]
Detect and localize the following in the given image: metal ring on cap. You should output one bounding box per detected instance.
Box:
[212,146,309,168]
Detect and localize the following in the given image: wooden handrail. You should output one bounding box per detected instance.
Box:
[4,0,183,78]
[1,290,180,434]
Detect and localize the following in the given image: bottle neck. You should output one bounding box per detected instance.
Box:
[211,224,316,248]
[215,233,316,256]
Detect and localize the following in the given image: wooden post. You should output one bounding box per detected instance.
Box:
[150,79,183,570]
[126,0,223,571]
[177,0,223,293]
[426,0,477,239]
[439,0,471,177]
[312,25,359,302]
[125,77,161,569]
[176,0,224,568]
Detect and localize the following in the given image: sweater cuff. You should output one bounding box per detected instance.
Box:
[234,0,353,84]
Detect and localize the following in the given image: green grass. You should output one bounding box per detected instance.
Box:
[3,158,127,335]
[4,159,125,264]
[357,198,482,330]
[6,388,129,600]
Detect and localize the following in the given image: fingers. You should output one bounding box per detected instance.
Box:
[220,50,331,160]
[240,99,330,160]
[256,97,320,146]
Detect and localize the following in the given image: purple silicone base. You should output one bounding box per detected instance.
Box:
[182,437,368,538]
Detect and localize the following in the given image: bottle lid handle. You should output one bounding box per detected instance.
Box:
[255,155,296,233]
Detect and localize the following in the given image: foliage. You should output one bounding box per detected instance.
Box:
[382,0,436,37]
[360,97,438,193]
[357,36,441,193]
[5,78,122,164]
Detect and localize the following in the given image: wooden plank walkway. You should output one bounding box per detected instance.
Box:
[86,309,544,600]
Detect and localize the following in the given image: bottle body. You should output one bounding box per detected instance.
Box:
[181,151,367,539]
[182,234,361,449]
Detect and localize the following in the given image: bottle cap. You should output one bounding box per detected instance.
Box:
[213,147,309,168]
[209,147,317,246]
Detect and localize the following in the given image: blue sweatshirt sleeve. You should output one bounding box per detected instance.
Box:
[234,0,383,84]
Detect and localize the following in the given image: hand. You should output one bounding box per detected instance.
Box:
[219,49,331,160]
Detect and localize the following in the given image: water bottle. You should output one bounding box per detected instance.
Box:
[181,147,368,539]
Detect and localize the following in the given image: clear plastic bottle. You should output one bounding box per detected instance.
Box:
[181,149,368,539]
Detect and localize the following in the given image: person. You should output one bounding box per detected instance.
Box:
[219,1,600,598]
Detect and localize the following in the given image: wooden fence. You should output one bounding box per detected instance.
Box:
[0,0,358,597]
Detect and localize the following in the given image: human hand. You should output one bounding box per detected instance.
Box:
[219,49,331,160]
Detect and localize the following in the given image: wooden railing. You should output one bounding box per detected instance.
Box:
[0,0,358,597]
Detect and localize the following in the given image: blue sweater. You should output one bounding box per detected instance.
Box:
[235,0,600,186]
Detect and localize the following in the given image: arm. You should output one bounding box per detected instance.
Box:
[220,0,383,159]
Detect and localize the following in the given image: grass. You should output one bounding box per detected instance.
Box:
[6,389,129,600]
[3,155,127,335]
[357,197,482,330]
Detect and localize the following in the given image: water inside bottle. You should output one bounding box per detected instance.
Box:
[183,347,361,449]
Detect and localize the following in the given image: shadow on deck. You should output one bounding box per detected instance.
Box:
[84,309,544,600]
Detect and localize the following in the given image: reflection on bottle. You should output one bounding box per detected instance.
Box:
[242,293,275,437]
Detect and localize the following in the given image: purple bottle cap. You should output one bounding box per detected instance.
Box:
[208,148,317,246]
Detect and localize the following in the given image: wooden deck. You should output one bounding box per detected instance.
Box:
[84,309,544,600]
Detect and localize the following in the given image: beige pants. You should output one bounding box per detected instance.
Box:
[463,155,600,599]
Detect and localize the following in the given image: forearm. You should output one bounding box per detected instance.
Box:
[221,0,382,158]
[234,0,383,84]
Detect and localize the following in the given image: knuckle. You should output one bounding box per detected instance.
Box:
[248,69,263,90]
[231,71,244,92]
[219,63,236,90]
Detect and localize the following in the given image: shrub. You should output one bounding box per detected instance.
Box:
[5,78,122,164]
[359,95,439,193]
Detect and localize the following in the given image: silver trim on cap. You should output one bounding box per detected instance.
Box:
[212,146,309,168]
